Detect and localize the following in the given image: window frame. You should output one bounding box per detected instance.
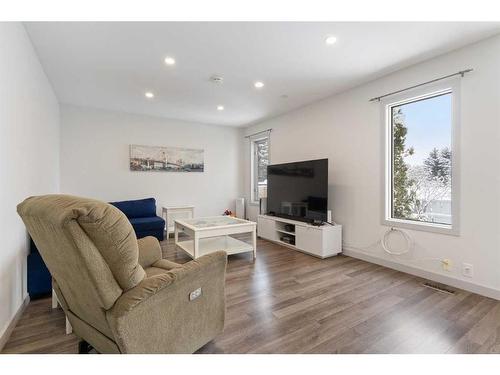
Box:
[250,134,270,205]
[381,79,461,236]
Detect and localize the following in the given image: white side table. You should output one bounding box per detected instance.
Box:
[162,205,195,241]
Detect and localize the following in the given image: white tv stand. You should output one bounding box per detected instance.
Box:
[257,215,342,258]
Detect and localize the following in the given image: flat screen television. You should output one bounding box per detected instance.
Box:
[266,158,328,223]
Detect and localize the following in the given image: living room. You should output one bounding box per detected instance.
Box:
[1,0,500,372]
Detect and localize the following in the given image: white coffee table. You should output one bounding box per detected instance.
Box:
[174,216,257,260]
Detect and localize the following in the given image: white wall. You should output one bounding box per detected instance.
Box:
[60,105,242,217]
[244,35,500,298]
[0,23,60,340]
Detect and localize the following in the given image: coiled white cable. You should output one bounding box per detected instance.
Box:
[381,227,413,255]
[344,228,445,266]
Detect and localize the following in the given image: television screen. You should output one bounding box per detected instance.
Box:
[266,159,328,223]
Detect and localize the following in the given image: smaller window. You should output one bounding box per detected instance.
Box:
[251,136,269,203]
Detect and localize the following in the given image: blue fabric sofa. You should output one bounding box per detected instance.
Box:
[110,198,165,241]
[27,238,52,298]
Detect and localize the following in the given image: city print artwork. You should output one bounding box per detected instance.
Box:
[130,144,204,172]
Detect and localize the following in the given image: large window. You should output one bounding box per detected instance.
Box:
[384,82,459,234]
[251,136,269,203]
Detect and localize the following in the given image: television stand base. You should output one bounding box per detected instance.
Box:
[257,215,342,258]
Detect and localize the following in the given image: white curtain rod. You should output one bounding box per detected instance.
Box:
[244,128,272,138]
[369,68,473,102]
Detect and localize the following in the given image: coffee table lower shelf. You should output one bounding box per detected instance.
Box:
[176,236,253,258]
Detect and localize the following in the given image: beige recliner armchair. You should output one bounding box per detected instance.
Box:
[17,195,226,354]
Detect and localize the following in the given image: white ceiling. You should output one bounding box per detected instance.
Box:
[25,22,500,127]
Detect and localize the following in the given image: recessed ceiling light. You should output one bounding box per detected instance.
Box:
[325,36,337,45]
[145,92,154,99]
[254,81,265,89]
[210,75,224,84]
[164,56,176,65]
[217,105,224,111]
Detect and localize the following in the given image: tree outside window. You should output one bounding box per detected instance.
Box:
[391,92,452,225]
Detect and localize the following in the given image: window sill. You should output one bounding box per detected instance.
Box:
[382,218,459,236]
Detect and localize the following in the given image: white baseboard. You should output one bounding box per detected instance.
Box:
[0,295,30,352]
[343,246,500,301]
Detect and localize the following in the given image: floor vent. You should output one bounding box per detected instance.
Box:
[422,282,456,295]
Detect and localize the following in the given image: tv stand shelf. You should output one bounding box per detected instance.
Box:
[257,215,342,258]
[276,229,296,236]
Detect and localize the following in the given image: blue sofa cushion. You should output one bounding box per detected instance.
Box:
[129,216,165,232]
[110,198,157,218]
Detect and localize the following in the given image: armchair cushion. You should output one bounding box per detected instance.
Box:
[145,259,185,278]
[137,236,162,268]
[153,259,185,271]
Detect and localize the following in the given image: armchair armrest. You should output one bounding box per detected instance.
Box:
[137,236,162,268]
[106,251,227,354]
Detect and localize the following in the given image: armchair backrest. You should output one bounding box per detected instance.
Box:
[17,195,146,335]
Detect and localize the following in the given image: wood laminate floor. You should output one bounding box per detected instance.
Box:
[3,238,500,354]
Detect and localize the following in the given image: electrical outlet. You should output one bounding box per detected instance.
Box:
[441,259,452,272]
[462,263,473,278]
